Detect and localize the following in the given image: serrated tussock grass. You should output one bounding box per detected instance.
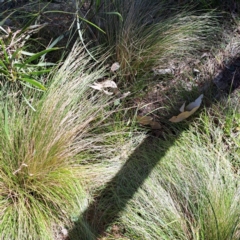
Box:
[0,42,127,239]
[91,0,220,79]
[95,97,240,240]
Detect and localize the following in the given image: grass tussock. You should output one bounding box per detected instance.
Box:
[0,1,239,239]
[0,42,129,239]
[90,0,220,79]
[90,96,240,240]
[123,106,239,239]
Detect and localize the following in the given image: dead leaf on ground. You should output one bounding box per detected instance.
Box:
[169,94,203,123]
[179,102,186,112]
[137,116,153,125]
[111,62,120,72]
[122,91,131,98]
[90,79,131,98]
[185,94,203,111]
[137,116,162,129]
[153,68,173,75]
[149,121,162,129]
[90,80,118,95]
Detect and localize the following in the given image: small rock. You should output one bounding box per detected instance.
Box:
[61,228,68,236]
[153,68,173,75]
[193,68,200,73]
[111,62,120,72]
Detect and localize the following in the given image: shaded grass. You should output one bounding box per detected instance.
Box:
[71,93,240,240]
[85,0,221,83]
[108,98,240,239]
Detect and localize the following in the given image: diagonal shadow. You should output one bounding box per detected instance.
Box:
[69,56,240,239]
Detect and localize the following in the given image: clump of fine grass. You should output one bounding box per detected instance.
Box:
[120,100,239,239]
[84,0,220,80]
[0,42,129,239]
[84,95,240,240]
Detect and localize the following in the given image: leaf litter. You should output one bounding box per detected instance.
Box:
[169,94,204,123]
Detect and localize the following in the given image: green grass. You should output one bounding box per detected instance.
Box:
[69,92,240,240]
[83,0,220,84]
[86,95,240,240]
[0,42,135,239]
[0,1,239,239]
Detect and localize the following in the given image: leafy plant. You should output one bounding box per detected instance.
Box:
[0,24,57,90]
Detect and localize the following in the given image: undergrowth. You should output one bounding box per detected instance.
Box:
[83,0,221,83]
[82,95,240,240]
[0,42,132,239]
[0,1,239,239]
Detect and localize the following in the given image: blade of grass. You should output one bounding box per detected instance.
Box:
[20,77,46,90]
[3,103,9,139]
[22,48,58,66]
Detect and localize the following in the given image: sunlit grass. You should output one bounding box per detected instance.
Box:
[0,42,133,239]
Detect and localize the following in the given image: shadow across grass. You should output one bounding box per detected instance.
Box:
[68,56,240,239]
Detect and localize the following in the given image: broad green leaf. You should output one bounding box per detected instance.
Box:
[96,0,101,9]
[43,10,73,15]
[45,34,64,49]
[21,77,46,90]
[40,35,64,61]
[0,68,9,75]
[12,48,23,60]
[76,18,97,62]
[0,26,8,35]
[22,95,36,111]
[51,34,65,48]
[36,62,56,67]
[22,48,58,65]
[21,51,35,56]
[15,62,56,68]
[29,69,51,75]
[13,63,25,68]
[18,69,51,76]
[18,15,40,34]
